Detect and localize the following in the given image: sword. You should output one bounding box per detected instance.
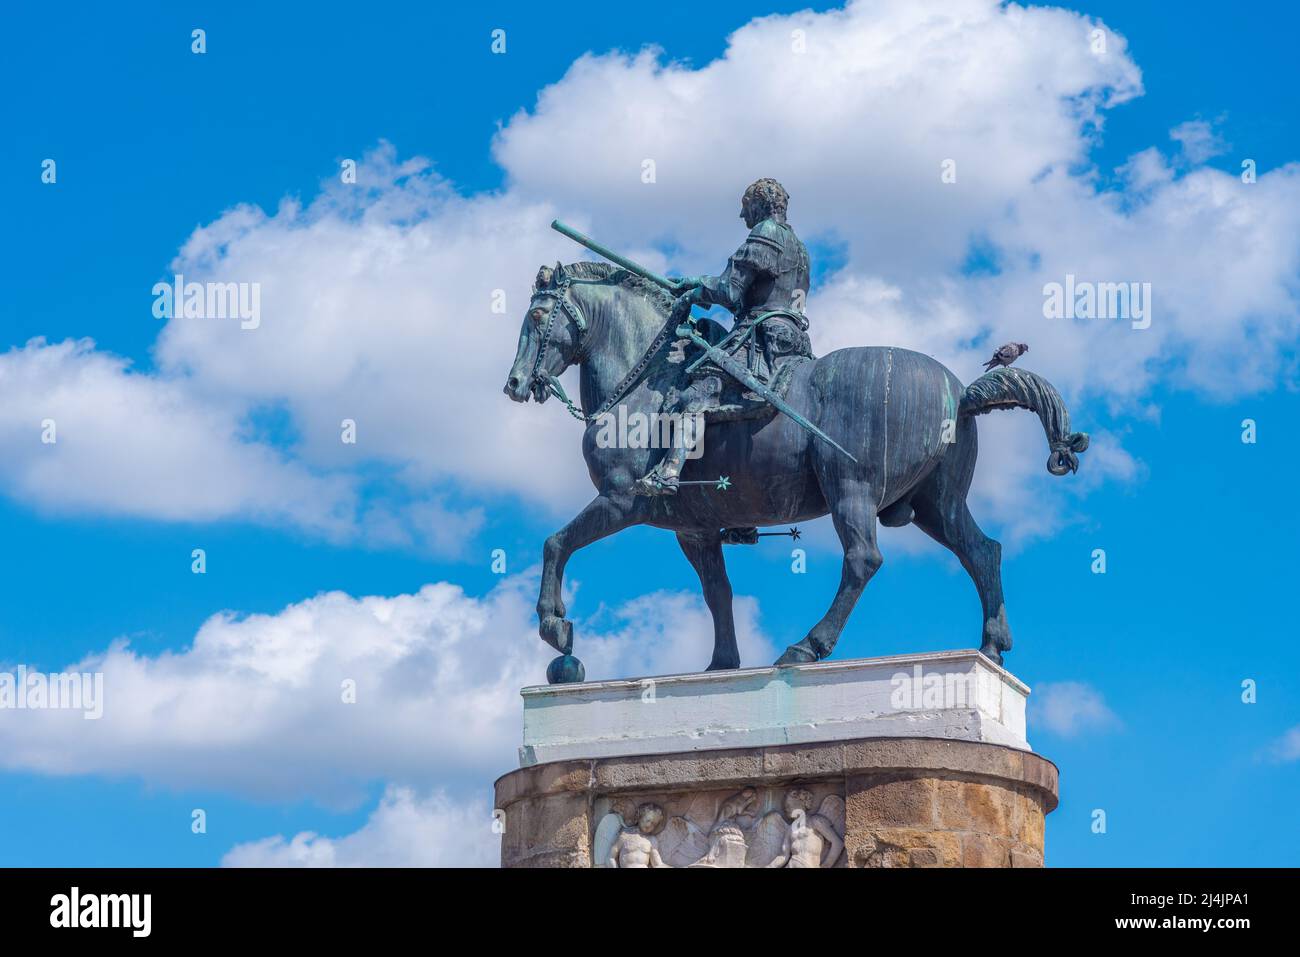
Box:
[677,324,858,463]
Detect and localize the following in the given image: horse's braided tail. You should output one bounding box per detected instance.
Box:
[959,367,1090,475]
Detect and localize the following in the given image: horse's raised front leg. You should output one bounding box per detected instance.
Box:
[538,491,640,681]
[775,480,881,665]
[676,529,739,671]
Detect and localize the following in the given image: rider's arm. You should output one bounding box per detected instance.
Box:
[687,228,781,314]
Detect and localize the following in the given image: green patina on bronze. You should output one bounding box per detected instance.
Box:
[504,178,1089,684]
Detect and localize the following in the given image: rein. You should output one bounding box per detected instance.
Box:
[529,280,683,424]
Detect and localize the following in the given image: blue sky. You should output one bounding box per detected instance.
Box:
[1,1,1297,866]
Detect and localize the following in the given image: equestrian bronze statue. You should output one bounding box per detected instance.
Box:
[504,179,1089,683]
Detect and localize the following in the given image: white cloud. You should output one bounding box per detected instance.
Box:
[0,338,357,535]
[1030,680,1119,737]
[0,572,776,805]
[576,591,773,679]
[152,149,591,510]
[222,786,498,867]
[1268,726,1300,763]
[1170,118,1228,165]
[497,2,1141,275]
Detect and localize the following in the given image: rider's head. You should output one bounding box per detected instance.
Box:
[740,178,789,228]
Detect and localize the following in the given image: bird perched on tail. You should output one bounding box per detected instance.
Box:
[983,342,1029,371]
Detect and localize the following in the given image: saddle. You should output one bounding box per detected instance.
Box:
[675,312,813,423]
[708,358,808,422]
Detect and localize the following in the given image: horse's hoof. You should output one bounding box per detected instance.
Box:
[540,616,574,655]
[546,654,586,684]
[774,643,818,666]
[705,656,741,671]
[978,644,1004,666]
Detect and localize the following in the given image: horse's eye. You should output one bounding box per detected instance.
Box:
[530,308,546,324]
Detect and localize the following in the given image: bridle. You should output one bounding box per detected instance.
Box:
[527,273,687,424]
[527,277,591,420]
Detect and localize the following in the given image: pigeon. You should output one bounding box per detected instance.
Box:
[982,342,1028,371]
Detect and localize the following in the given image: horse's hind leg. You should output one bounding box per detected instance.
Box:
[911,477,1011,665]
[676,529,739,671]
[775,479,882,665]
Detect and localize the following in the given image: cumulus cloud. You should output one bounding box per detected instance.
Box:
[222,786,499,867]
[0,338,356,535]
[1030,680,1120,737]
[496,0,1142,275]
[152,150,591,509]
[0,572,776,805]
[577,591,773,678]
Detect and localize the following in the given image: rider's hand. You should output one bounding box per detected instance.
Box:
[675,280,708,307]
[671,276,703,295]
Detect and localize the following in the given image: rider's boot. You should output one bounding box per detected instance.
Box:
[636,376,720,496]
[635,444,687,496]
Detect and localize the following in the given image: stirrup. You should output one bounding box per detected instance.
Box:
[634,469,680,497]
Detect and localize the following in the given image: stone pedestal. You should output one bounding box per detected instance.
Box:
[494,651,1058,868]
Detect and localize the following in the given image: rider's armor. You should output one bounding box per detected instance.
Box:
[637,215,814,495]
[692,218,812,380]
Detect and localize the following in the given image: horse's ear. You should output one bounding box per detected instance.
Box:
[553,261,567,285]
[534,265,553,290]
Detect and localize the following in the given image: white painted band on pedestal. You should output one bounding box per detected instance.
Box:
[519,649,1031,767]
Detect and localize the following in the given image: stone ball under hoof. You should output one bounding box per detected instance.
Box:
[546,655,586,684]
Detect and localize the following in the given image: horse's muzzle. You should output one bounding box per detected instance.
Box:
[504,374,530,402]
[503,373,548,404]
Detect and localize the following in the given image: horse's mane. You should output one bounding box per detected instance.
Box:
[554,261,675,316]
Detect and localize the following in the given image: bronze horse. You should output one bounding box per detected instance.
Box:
[504,261,1088,682]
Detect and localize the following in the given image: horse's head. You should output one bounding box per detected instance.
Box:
[503,262,590,405]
